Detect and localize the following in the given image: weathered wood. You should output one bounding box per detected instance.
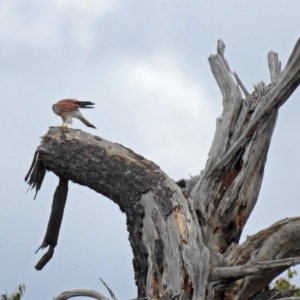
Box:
[26,38,300,300]
[268,51,281,83]
[34,177,69,270]
[28,127,210,299]
[25,151,46,199]
[209,257,300,282]
[189,38,300,256]
[35,246,54,271]
[99,278,117,300]
[223,217,300,300]
[53,278,117,300]
[251,290,299,300]
[53,289,109,300]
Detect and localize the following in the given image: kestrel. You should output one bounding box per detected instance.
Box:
[52,99,96,129]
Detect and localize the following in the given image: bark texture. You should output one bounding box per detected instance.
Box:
[27,128,210,299]
[35,177,68,270]
[26,38,300,300]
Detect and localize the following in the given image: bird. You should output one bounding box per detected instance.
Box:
[52,99,96,129]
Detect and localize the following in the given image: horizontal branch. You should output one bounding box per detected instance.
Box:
[251,290,299,300]
[27,127,168,209]
[209,257,300,282]
[53,278,117,300]
[53,289,108,300]
[225,217,300,299]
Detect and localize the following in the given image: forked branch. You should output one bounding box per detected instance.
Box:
[25,38,300,300]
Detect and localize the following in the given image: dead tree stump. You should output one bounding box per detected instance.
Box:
[26,38,300,300]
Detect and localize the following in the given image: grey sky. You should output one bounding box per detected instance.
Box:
[1,1,300,299]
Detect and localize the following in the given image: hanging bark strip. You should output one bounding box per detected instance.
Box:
[35,177,69,270]
[25,152,69,270]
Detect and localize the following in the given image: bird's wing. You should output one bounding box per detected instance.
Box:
[56,100,80,112]
[55,99,95,110]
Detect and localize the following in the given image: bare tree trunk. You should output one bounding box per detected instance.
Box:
[26,38,300,300]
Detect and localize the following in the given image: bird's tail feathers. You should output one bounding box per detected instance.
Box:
[77,101,95,109]
[78,115,96,129]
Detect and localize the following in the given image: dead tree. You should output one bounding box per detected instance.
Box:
[26,38,300,300]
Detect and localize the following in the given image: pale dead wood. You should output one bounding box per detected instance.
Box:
[209,257,300,282]
[222,217,300,300]
[233,71,250,97]
[99,278,118,300]
[53,278,118,300]
[189,38,300,257]
[25,38,300,300]
[268,51,281,83]
[53,289,108,300]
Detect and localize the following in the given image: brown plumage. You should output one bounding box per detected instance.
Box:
[52,99,96,129]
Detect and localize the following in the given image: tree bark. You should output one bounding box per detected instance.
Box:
[27,128,210,299]
[26,38,300,300]
[35,177,68,270]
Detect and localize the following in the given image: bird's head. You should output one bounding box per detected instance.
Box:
[52,104,60,115]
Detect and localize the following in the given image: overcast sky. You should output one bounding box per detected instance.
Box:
[1,1,300,299]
